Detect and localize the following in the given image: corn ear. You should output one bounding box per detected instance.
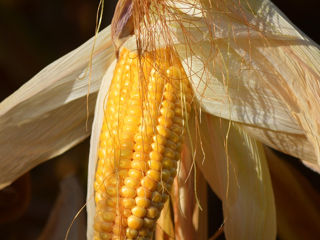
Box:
[88,47,193,239]
[1,0,320,188]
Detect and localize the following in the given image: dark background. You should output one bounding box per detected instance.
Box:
[0,0,319,239]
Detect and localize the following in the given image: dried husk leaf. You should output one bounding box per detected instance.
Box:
[172,145,197,240]
[241,124,319,171]
[86,60,116,240]
[190,113,276,240]
[155,200,175,240]
[0,26,115,189]
[170,0,320,167]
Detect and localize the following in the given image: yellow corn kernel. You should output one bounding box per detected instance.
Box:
[124,177,140,188]
[148,160,162,171]
[151,142,165,153]
[163,148,176,159]
[105,186,117,197]
[132,206,147,218]
[143,218,155,228]
[138,229,148,237]
[137,187,152,198]
[99,232,113,240]
[131,160,148,171]
[121,186,136,198]
[135,197,151,208]
[151,191,162,203]
[112,225,122,236]
[99,221,113,232]
[102,210,116,222]
[104,197,117,208]
[146,207,160,219]
[127,216,144,229]
[162,158,177,169]
[157,115,173,128]
[152,134,166,145]
[114,216,128,227]
[141,176,158,191]
[126,228,138,238]
[146,169,161,181]
[123,209,132,218]
[128,169,143,179]
[119,159,131,169]
[149,151,162,161]
[156,125,169,138]
[121,198,136,209]
[161,169,171,181]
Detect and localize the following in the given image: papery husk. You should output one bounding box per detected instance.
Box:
[86,60,117,240]
[168,0,320,168]
[189,113,276,240]
[242,124,320,172]
[171,145,197,240]
[265,148,320,240]
[0,26,115,189]
[155,200,175,240]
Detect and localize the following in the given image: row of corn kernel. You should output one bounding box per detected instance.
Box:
[124,64,192,239]
[94,50,141,239]
[123,66,167,239]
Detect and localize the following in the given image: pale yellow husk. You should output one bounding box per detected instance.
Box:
[87,60,116,240]
[188,113,276,240]
[0,26,114,189]
[170,0,320,169]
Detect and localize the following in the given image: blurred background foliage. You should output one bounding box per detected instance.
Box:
[0,0,319,239]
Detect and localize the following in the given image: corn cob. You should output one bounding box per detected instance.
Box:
[94,47,193,240]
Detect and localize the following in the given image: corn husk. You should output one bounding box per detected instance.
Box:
[170,0,320,168]
[155,200,175,240]
[171,145,207,240]
[0,26,115,189]
[86,60,116,239]
[188,113,276,239]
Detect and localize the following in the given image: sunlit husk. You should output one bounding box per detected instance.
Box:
[242,124,319,172]
[189,113,276,240]
[87,60,116,240]
[155,200,175,239]
[167,0,320,167]
[0,26,115,189]
[171,145,199,240]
